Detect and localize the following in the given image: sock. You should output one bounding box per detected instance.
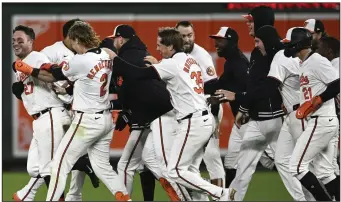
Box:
[299,171,332,201]
[140,170,156,201]
[225,168,236,188]
[44,176,65,200]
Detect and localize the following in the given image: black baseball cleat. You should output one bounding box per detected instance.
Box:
[84,164,100,188]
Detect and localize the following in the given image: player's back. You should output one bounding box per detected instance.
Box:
[299,53,337,117]
[41,41,75,104]
[270,50,300,113]
[64,48,112,113]
[168,52,208,119]
[190,43,217,83]
[16,51,63,115]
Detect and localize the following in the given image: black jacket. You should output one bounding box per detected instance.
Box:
[109,37,173,125]
[238,25,285,121]
[204,49,249,117]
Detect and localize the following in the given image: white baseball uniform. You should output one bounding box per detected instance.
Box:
[289,53,338,185]
[14,51,71,199]
[151,52,227,200]
[46,48,128,201]
[190,43,225,186]
[331,57,340,176]
[41,41,86,201]
[267,50,308,201]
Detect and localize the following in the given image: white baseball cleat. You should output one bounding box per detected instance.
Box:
[218,188,236,201]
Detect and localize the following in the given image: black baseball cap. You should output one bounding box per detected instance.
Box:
[209,27,239,43]
[303,19,325,33]
[107,24,136,39]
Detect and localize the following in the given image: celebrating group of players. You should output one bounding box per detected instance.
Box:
[11,5,340,201]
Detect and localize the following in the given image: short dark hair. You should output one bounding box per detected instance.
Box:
[13,25,35,40]
[320,36,340,57]
[158,27,184,52]
[175,21,194,28]
[63,18,82,38]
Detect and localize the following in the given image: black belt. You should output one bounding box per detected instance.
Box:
[293,104,299,111]
[180,110,208,121]
[75,110,106,114]
[32,108,51,120]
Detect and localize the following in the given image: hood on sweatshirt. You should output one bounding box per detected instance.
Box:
[249,6,275,33]
[255,25,284,62]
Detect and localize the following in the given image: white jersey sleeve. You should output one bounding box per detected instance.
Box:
[190,44,217,82]
[62,55,85,82]
[41,45,58,64]
[153,59,178,80]
[314,55,339,84]
[268,51,290,83]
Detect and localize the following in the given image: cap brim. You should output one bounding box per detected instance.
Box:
[242,14,253,21]
[280,38,291,43]
[107,34,117,38]
[209,35,227,39]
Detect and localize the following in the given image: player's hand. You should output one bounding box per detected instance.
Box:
[296,96,322,119]
[235,111,249,129]
[14,60,34,75]
[144,56,159,64]
[207,95,222,105]
[215,89,236,102]
[52,84,67,95]
[115,110,131,131]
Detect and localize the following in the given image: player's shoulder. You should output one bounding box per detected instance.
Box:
[41,41,63,53]
[27,51,49,60]
[192,43,211,58]
[310,52,332,66]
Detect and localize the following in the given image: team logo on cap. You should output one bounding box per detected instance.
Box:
[207,66,216,76]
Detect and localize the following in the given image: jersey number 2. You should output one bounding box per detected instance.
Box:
[100,73,108,97]
[303,87,312,100]
[190,71,204,94]
[24,82,34,95]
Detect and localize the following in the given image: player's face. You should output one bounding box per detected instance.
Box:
[254,37,266,56]
[113,37,123,52]
[12,31,33,59]
[316,42,332,60]
[246,20,255,37]
[70,39,86,54]
[214,38,228,57]
[156,36,172,58]
[177,25,195,53]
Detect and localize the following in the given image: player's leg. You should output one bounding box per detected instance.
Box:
[151,115,192,201]
[313,131,339,201]
[224,124,243,188]
[259,145,275,170]
[167,114,232,200]
[13,137,45,201]
[229,120,269,201]
[87,113,129,200]
[138,166,156,201]
[274,115,306,201]
[289,117,338,201]
[65,171,86,201]
[46,112,98,201]
[117,128,149,195]
[204,104,225,187]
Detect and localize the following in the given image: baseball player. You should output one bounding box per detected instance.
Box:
[176,20,225,189]
[13,19,100,202]
[11,25,71,201]
[14,21,130,201]
[283,27,340,201]
[112,27,236,201]
[303,19,329,51]
[316,36,340,200]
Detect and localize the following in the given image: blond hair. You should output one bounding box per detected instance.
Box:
[68,21,100,48]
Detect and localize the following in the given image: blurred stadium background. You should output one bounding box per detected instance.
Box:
[2,2,340,201]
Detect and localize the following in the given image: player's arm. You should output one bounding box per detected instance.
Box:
[318,79,340,102]
[14,61,67,82]
[112,56,161,80]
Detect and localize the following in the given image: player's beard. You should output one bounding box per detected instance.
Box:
[183,42,194,53]
[311,39,320,51]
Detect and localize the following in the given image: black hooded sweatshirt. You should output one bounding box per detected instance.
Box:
[237,6,285,120]
[109,36,173,125]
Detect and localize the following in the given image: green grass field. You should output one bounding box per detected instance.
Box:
[3,171,292,201]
